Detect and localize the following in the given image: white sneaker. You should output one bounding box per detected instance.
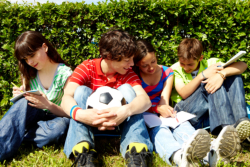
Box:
[179,129,211,167]
[234,117,250,142]
[208,125,241,167]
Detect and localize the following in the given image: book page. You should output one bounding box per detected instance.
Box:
[143,112,162,128]
[160,111,196,129]
[222,51,246,67]
[176,111,196,123]
[10,90,41,103]
[143,111,196,129]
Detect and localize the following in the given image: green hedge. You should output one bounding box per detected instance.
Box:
[1,0,250,114]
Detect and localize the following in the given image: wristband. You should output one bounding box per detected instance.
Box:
[73,107,81,121]
[70,105,78,118]
[217,71,226,80]
[202,71,207,80]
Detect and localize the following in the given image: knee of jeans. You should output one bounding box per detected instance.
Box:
[74,86,93,104]
[150,125,171,140]
[174,125,194,142]
[40,118,69,141]
[117,84,136,103]
[5,97,28,118]
[15,97,28,105]
[232,75,243,83]
[152,125,171,134]
[63,117,70,125]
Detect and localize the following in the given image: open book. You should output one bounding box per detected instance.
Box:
[10,90,41,103]
[143,111,196,129]
[222,51,246,67]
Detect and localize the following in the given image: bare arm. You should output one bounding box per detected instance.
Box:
[157,76,176,118]
[47,78,72,117]
[158,75,173,106]
[175,72,205,99]
[61,82,116,128]
[60,82,79,116]
[126,85,152,116]
[92,85,151,130]
[24,79,71,117]
[176,62,247,98]
[202,61,247,94]
[175,63,224,99]
[219,61,247,77]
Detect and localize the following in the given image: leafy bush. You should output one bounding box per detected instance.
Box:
[1,0,250,114]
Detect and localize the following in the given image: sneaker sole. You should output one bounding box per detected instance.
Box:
[235,120,250,142]
[185,129,211,166]
[216,126,241,164]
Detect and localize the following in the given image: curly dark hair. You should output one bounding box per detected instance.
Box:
[99,30,136,61]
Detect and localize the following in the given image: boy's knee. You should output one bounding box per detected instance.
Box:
[74,86,93,102]
[118,84,136,103]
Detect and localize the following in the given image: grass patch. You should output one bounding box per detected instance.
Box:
[1,136,250,167]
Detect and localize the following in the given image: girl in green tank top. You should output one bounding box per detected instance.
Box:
[0,31,72,162]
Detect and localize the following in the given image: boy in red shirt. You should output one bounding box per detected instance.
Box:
[61,30,153,167]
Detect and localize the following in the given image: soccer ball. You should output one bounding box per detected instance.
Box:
[86,86,126,110]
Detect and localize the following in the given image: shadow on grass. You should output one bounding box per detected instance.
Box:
[94,136,123,167]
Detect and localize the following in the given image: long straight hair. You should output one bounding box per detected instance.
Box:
[14,31,66,90]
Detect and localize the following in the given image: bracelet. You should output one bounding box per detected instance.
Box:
[217,71,226,80]
[70,105,78,118]
[73,107,81,121]
[202,71,207,79]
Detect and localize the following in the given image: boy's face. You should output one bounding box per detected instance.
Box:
[179,55,203,73]
[110,56,134,75]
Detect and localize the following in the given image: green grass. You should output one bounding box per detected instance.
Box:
[1,136,250,167]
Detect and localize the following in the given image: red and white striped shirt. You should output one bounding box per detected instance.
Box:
[70,58,141,90]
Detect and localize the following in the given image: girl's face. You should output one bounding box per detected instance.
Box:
[137,52,158,75]
[23,43,49,70]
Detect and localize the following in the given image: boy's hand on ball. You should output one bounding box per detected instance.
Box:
[78,108,116,129]
[93,106,128,128]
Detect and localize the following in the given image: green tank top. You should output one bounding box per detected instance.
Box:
[29,63,72,112]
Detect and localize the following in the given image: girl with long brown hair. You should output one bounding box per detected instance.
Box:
[0,31,72,162]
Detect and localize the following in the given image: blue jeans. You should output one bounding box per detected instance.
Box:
[64,84,153,158]
[149,121,195,165]
[175,75,248,135]
[0,98,70,162]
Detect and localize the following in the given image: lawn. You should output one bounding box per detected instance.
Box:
[1,135,250,167]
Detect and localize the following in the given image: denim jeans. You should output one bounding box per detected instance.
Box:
[63,84,153,158]
[149,121,195,165]
[0,98,70,162]
[175,75,248,135]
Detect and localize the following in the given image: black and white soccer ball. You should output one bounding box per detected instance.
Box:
[86,86,126,110]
